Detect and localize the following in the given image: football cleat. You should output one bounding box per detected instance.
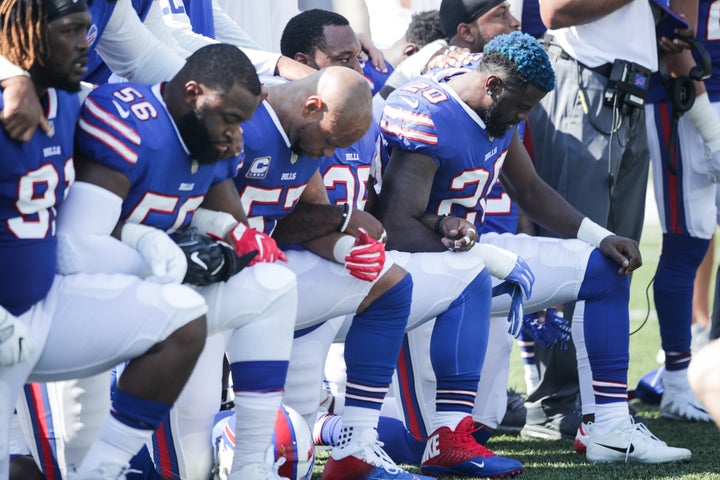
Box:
[421,416,523,478]
[585,416,691,463]
[573,422,592,454]
[321,428,433,480]
[660,382,712,422]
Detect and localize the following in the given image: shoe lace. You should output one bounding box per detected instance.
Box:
[626,419,666,462]
[455,421,496,458]
[359,437,402,474]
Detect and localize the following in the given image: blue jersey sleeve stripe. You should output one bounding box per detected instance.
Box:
[383,105,435,128]
[380,119,438,145]
[84,97,141,146]
[78,116,139,165]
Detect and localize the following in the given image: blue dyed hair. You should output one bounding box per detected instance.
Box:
[482,30,555,92]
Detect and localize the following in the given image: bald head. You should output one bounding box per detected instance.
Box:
[316,66,373,145]
[269,66,373,158]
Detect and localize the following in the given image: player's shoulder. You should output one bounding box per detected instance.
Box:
[383,78,457,128]
[242,101,284,151]
[82,82,163,133]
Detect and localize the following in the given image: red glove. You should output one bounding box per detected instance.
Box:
[213,223,287,266]
[345,228,385,281]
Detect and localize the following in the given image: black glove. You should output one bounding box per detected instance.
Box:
[173,228,257,286]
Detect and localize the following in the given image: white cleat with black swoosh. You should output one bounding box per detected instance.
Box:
[586,416,691,464]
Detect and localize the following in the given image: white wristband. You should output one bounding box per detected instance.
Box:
[577,217,614,247]
[191,208,237,238]
[472,243,518,279]
[333,235,355,263]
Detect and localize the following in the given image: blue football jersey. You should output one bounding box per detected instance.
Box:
[0,89,81,315]
[182,0,216,38]
[85,0,154,85]
[380,78,514,229]
[234,101,325,235]
[362,61,394,96]
[697,0,720,102]
[320,122,381,210]
[419,56,521,234]
[83,0,120,84]
[76,82,240,232]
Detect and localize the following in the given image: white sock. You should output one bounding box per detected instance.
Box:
[524,364,540,391]
[432,411,466,432]
[593,403,629,435]
[76,417,151,473]
[231,391,283,469]
[332,406,379,458]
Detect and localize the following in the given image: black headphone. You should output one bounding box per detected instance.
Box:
[658,35,713,115]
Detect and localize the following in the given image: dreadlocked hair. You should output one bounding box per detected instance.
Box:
[0,0,48,70]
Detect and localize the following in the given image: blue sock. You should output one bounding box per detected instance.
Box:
[431,270,491,414]
[344,274,413,410]
[579,250,630,405]
[111,389,172,431]
[654,233,709,370]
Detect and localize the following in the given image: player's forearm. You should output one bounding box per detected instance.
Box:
[509,178,585,239]
[56,182,149,277]
[273,203,347,246]
[274,55,315,80]
[540,0,634,29]
[382,214,447,253]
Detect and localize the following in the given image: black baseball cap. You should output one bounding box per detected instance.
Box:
[440,0,506,38]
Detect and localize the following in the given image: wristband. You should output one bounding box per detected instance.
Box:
[473,243,517,279]
[337,203,352,233]
[434,214,448,234]
[191,208,237,238]
[333,235,355,263]
[576,217,614,248]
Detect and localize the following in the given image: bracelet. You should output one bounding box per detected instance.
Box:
[337,203,352,233]
[434,214,448,234]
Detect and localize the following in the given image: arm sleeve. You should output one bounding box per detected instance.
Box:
[157,0,217,53]
[211,1,261,49]
[95,0,186,83]
[56,181,150,277]
[141,0,193,59]
[157,0,280,75]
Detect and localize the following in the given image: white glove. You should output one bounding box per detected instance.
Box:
[121,223,187,284]
[0,305,35,367]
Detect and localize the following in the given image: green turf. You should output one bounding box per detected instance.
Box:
[309,197,720,479]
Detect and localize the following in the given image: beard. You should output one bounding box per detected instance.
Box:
[177,105,219,164]
[44,67,82,93]
[481,99,511,139]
